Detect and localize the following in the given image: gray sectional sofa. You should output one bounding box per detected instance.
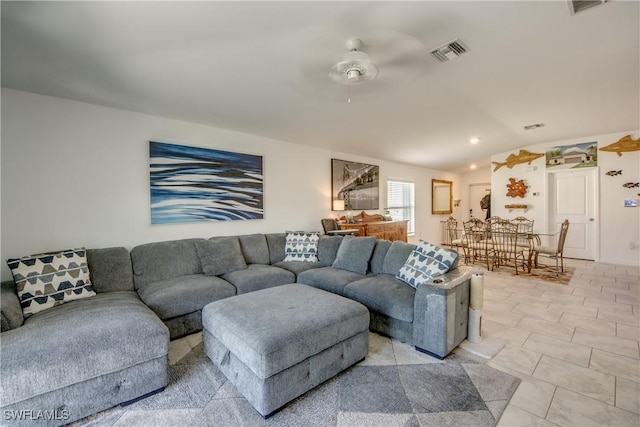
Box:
[1,232,473,425]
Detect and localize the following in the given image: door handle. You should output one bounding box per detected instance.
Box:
[589,218,595,221]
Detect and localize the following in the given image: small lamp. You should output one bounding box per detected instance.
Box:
[332,199,345,211]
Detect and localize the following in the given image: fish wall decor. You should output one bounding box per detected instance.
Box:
[599,135,640,156]
[492,150,544,171]
[605,170,622,176]
[623,182,639,188]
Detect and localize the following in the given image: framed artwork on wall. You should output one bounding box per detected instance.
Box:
[331,159,379,211]
[149,141,263,224]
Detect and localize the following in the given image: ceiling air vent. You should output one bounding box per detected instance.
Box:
[568,0,608,15]
[429,39,469,63]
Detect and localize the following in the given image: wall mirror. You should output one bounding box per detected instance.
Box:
[432,179,453,215]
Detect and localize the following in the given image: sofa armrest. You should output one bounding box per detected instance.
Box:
[1,281,24,332]
[412,266,475,359]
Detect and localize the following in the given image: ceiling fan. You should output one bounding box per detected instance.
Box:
[329,38,378,85]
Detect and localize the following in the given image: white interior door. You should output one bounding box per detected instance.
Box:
[548,169,597,260]
[468,183,491,220]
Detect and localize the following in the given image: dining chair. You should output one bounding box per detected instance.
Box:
[511,216,536,249]
[462,218,494,270]
[320,218,359,236]
[533,219,570,275]
[491,221,528,274]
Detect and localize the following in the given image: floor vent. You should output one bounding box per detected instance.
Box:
[569,0,608,15]
[429,39,469,63]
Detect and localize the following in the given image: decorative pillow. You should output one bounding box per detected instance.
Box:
[284,231,320,262]
[332,236,377,275]
[7,248,96,317]
[396,240,459,288]
[196,237,247,276]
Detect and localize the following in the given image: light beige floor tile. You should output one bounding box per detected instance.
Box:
[589,349,640,382]
[559,312,616,335]
[573,327,639,359]
[516,317,574,342]
[507,293,553,308]
[616,377,640,415]
[507,286,546,298]
[496,405,559,426]
[545,294,585,306]
[536,282,575,295]
[572,286,610,299]
[168,337,192,365]
[597,309,640,327]
[485,323,532,347]
[359,332,396,366]
[533,356,615,405]
[523,333,592,367]
[490,345,542,376]
[547,387,639,427]
[484,289,513,300]
[619,293,640,306]
[584,298,634,313]
[185,332,203,348]
[602,286,640,298]
[392,339,441,365]
[484,298,519,312]
[618,323,640,341]
[483,309,524,327]
[508,377,556,419]
[547,302,598,318]
[459,336,505,359]
[512,304,562,323]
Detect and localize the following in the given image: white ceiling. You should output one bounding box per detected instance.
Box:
[2,1,639,173]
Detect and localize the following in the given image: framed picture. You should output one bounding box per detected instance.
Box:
[331,159,379,211]
[149,141,263,224]
[546,141,598,169]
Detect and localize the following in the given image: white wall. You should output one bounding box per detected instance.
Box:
[0,89,460,280]
[491,131,640,266]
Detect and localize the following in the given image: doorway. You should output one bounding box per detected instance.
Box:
[468,183,491,221]
[547,169,597,260]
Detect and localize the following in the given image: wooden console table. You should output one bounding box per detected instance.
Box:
[338,211,408,242]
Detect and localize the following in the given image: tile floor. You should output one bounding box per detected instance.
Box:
[170,257,639,426]
[479,257,639,426]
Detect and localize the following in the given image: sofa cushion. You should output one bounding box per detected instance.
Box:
[344,275,416,322]
[238,234,270,265]
[136,274,236,319]
[284,231,320,262]
[131,239,204,289]
[396,240,459,288]
[369,240,392,275]
[196,237,247,276]
[265,233,286,264]
[221,264,295,295]
[1,281,24,332]
[332,236,376,275]
[8,248,96,317]
[0,291,168,407]
[317,235,343,265]
[296,266,365,295]
[382,241,416,276]
[86,247,135,293]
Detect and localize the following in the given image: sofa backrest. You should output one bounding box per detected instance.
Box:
[317,235,343,265]
[130,238,204,289]
[237,234,270,264]
[86,247,135,293]
[382,241,416,276]
[265,233,286,264]
[369,240,392,275]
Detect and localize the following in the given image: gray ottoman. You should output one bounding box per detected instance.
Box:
[202,283,369,417]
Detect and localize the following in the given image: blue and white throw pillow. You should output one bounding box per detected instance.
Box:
[396,240,458,288]
[8,248,96,317]
[284,231,320,262]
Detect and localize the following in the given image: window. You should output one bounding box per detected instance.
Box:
[387,180,415,235]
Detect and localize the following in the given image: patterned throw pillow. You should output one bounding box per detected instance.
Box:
[396,240,458,288]
[7,248,96,317]
[284,231,320,262]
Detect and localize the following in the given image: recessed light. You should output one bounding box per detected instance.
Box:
[470,137,480,144]
[470,164,477,170]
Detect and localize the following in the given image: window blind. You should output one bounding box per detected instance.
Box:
[387,180,415,235]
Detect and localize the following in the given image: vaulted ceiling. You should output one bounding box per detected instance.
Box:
[2,1,638,173]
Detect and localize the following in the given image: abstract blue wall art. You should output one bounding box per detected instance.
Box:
[150,141,264,224]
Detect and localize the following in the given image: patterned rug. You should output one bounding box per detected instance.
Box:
[522,266,575,285]
[72,338,520,427]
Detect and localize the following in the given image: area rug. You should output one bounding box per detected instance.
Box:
[522,266,575,285]
[72,339,520,427]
